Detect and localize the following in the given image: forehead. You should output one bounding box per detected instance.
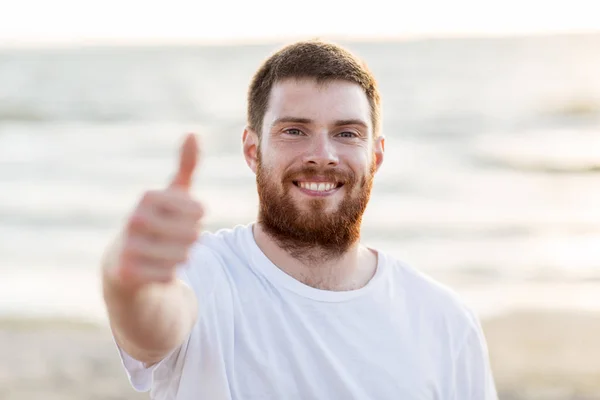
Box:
[263,78,371,130]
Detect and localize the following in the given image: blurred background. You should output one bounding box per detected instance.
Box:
[0,0,599,399]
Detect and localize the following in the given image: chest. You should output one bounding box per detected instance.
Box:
[221,292,447,400]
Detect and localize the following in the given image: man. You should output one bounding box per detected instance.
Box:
[102,40,498,399]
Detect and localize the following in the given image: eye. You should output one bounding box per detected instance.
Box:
[284,128,304,136]
[338,131,358,138]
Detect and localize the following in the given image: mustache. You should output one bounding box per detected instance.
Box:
[282,166,355,184]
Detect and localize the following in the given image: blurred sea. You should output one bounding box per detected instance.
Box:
[1,34,599,323]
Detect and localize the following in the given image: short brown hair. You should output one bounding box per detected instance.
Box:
[247,40,382,138]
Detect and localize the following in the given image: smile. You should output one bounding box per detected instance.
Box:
[292,181,343,195]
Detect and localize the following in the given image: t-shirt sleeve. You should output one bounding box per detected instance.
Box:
[452,315,498,400]
[115,333,189,392]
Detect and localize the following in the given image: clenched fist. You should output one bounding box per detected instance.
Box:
[105,133,204,289]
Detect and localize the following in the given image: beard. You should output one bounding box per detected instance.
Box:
[256,152,376,262]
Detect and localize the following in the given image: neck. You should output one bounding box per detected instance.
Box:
[252,222,378,291]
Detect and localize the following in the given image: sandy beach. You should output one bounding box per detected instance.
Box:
[486,310,600,400]
[2,309,599,400]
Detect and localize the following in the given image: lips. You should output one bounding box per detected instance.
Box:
[285,168,351,194]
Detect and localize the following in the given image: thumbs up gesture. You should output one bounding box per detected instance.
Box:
[106,134,204,289]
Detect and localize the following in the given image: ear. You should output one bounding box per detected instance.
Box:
[243,127,259,174]
[373,135,385,172]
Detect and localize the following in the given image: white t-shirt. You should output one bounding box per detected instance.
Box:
[115,223,497,400]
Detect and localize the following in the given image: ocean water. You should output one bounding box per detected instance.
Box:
[1,34,600,322]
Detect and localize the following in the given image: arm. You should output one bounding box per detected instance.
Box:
[103,253,198,365]
[101,133,203,366]
[453,318,498,400]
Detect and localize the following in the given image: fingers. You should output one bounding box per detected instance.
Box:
[136,190,204,225]
[118,226,197,285]
[129,209,200,243]
[169,133,199,191]
[125,238,190,264]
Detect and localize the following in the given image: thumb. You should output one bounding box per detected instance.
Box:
[169,133,199,190]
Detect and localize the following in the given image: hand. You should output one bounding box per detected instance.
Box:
[106,133,204,289]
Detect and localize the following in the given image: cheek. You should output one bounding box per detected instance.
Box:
[346,152,371,174]
[262,156,284,177]
[263,147,299,172]
[258,156,287,186]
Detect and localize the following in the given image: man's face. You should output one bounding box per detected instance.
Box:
[244,78,384,256]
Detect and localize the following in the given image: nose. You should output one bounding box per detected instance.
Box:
[302,134,339,168]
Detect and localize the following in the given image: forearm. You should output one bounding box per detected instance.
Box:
[102,246,198,364]
[103,273,198,364]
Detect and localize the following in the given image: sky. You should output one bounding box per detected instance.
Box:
[0,0,598,46]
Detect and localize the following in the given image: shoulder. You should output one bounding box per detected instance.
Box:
[187,223,252,264]
[177,224,253,301]
[380,251,482,339]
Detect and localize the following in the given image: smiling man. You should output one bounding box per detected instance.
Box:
[101,40,498,399]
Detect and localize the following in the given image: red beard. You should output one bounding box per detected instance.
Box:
[256,152,375,260]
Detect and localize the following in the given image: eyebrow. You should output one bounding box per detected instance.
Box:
[271,117,369,129]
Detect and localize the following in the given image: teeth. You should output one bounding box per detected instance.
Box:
[299,182,336,192]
